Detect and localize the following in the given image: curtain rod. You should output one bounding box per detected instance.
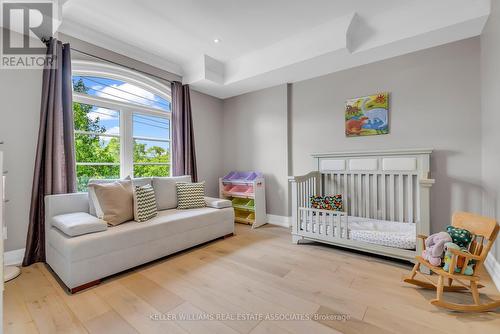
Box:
[70,48,175,84]
[41,38,175,84]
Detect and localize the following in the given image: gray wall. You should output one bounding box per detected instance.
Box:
[191,91,224,197]
[481,2,500,262]
[0,30,43,251]
[222,38,483,234]
[222,85,289,216]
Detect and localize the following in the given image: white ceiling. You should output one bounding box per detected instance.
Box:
[60,0,490,98]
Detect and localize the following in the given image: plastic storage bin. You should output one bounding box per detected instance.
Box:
[223,184,254,197]
[222,171,263,183]
[234,209,255,224]
[232,198,255,211]
[222,184,233,192]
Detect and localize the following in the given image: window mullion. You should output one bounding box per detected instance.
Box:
[121,109,134,177]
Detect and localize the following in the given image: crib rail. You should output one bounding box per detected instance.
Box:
[289,172,320,236]
[297,207,348,240]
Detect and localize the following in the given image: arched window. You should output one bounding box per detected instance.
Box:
[71,61,171,191]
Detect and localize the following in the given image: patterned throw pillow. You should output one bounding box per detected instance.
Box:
[310,195,343,211]
[133,184,158,222]
[446,226,472,248]
[176,182,206,209]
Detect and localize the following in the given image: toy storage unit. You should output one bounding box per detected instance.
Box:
[219,171,266,228]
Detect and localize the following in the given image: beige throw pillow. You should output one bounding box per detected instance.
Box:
[90,178,134,226]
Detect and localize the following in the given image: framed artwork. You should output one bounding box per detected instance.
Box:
[345,92,389,137]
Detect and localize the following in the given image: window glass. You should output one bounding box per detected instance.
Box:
[132,114,170,139]
[133,114,170,178]
[74,102,120,134]
[133,164,170,178]
[73,76,170,111]
[76,165,120,191]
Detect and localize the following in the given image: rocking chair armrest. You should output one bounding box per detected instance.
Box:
[449,248,481,261]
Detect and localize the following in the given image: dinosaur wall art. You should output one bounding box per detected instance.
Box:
[345,92,389,137]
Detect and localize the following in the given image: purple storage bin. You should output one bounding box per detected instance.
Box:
[223,171,262,182]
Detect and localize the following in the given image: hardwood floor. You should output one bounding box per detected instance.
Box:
[4,224,500,334]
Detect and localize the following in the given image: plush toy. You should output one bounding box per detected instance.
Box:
[446,225,472,248]
[422,231,452,266]
[442,242,474,275]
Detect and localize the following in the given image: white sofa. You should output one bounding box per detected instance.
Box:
[45,176,234,292]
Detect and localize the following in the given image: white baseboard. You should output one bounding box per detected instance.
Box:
[485,253,500,291]
[4,248,25,266]
[267,214,291,228]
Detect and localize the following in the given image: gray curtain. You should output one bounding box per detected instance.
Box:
[23,38,76,266]
[171,81,197,181]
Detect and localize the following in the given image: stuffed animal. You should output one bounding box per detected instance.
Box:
[443,242,474,275]
[422,231,452,266]
[446,225,472,248]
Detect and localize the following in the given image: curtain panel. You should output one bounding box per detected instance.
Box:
[171,81,198,182]
[23,38,77,266]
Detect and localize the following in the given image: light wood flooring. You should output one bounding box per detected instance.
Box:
[4,224,500,334]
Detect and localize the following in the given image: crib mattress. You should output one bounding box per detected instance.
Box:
[300,216,416,250]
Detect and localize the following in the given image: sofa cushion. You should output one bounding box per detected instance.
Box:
[205,197,232,209]
[47,207,234,262]
[152,175,191,210]
[90,179,134,226]
[52,212,107,237]
[88,177,152,216]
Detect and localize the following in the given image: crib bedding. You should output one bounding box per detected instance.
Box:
[299,216,416,250]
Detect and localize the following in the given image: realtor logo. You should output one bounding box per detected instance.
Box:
[1,1,56,68]
[2,1,52,54]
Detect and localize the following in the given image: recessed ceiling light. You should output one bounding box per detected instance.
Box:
[213,38,220,43]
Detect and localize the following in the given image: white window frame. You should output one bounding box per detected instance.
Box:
[72,60,172,178]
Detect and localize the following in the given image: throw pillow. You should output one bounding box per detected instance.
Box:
[133,184,158,222]
[176,182,206,209]
[89,178,134,226]
[88,176,130,219]
[446,226,473,248]
[310,195,343,211]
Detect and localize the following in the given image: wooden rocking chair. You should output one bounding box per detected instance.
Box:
[404,211,500,312]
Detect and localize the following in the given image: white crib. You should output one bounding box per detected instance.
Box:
[289,149,435,262]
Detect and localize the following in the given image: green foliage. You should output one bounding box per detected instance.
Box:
[133,140,170,177]
[73,78,170,191]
